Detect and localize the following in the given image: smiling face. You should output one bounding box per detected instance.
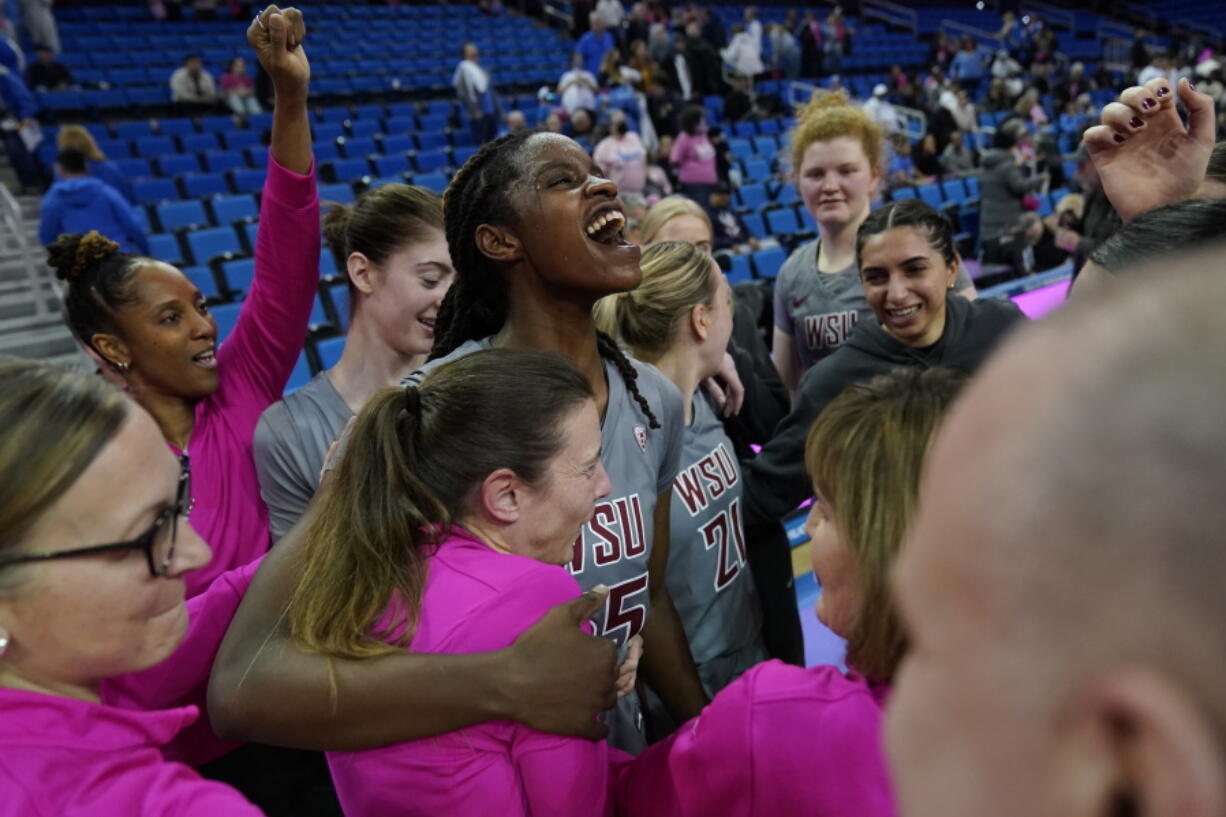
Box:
[859,226,958,348]
[513,399,611,564]
[98,262,219,399]
[502,134,642,298]
[359,229,455,358]
[797,136,881,231]
[0,407,212,698]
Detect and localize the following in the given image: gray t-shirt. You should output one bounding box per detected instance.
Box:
[253,372,353,542]
[409,339,685,755]
[668,392,764,692]
[774,238,974,373]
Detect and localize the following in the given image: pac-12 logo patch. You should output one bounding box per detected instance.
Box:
[634,425,647,452]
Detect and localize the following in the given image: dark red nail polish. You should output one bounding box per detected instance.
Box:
[1142,98,1156,109]
[1113,134,1127,143]
[1188,81,1198,91]
[1156,86,1170,97]
[1129,116,1144,128]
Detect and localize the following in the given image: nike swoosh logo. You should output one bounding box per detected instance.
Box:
[791,296,808,308]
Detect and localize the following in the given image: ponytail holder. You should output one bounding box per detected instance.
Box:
[403,384,422,415]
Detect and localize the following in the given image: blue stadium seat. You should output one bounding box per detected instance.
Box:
[205,151,245,173]
[315,335,346,370]
[221,131,261,151]
[97,139,133,159]
[284,351,313,395]
[774,185,800,207]
[244,146,267,167]
[182,173,229,198]
[965,176,980,198]
[314,142,340,162]
[742,211,767,240]
[742,159,771,182]
[136,136,176,157]
[451,145,478,167]
[1036,192,1054,217]
[314,122,345,143]
[412,171,448,194]
[114,158,152,178]
[113,120,153,140]
[219,258,256,297]
[796,204,817,233]
[248,112,274,133]
[417,113,448,132]
[728,138,753,161]
[758,118,782,135]
[212,194,258,224]
[328,159,370,184]
[415,131,447,151]
[159,118,197,137]
[200,115,236,134]
[752,135,779,156]
[372,153,410,177]
[349,119,381,138]
[148,232,184,265]
[353,104,384,121]
[308,292,330,330]
[319,182,356,204]
[179,132,220,153]
[733,121,758,138]
[328,283,351,331]
[317,108,349,124]
[340,137,377,158]
[726,253,752,284]
[736,182,769,212]
[211,302,243,345]
[751,246,786,280]
[940,178,967,205]
[414,150,448,173]
[183,266,220,300]
[917,182,944,209]
[318,246,338,278]
[185,226,243,265]
[765,207,800,236]
[891,186,917,200]
[384,116,415,135]
[133,177,179,205]
[242,221,260,252]
[230,168,266,194]
[157,154,200,176]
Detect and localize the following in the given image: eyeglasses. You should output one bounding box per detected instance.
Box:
[0,455,192,579]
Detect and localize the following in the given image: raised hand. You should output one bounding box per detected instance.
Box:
[1082,77,1215,222]
[248,5,310,102]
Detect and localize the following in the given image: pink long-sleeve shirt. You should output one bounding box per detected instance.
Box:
[0,562,264,816]
[615,661,897,817]
[326,528,614,817]
[175,156,319,598]
[668,130,718,185]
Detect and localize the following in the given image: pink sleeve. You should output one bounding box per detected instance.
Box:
[511,729,613,817]
[214,156,320,411]
[593,138,619,172]
[668,133,687,167]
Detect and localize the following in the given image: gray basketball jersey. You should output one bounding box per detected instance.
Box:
[667,393,763,690]
[407,339,685,754]
[253,372,354,542]
[774,238,976,373]
[773,239,872,372]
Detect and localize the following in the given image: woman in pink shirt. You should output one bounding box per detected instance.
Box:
[48,5,318,600]
[669,105,719,201]
[616,366,968,816]
[286,349,638,817]
[0,359,264,817]
[594,110,649,196]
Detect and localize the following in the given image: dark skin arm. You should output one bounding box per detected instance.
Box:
[251,6,312,176]
[636,487,709,724]
[208,504,619,749]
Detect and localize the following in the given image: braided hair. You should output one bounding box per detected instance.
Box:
[433,130,660,429]
[46,231,146,364]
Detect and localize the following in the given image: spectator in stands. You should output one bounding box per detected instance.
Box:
[705,182,757,253]
[984,76,1015,111]
[624,3,650,50]
[169,54,219,109]
[863,83,899,134]
[990,48,1022,84]
[0,62,45,193]
[1054,61,1094,107]
[997,10,1027,56]
[503,109,528,135]
[722,24,764,83]
[1014,86,1048,128]
[1130,27,1150,71]
[913,132,944,178]
[1138,52,1171,86]
[797,10,823,78]
[40,149,149,255]
[220,57,262,117]
[1057,100,1085,137]
[56,125,135,204]
[618,365,963,817]
[723,73,754,122]
[647,22,672,65]
[567,107,596,142]
[577,12,616,78]
[769,23,800,80]
[1058,144,1120,274]
[940,129,977,174]
[18,0,58,55]
[255,184,453,542]
[948,88,978,134]
[927,31,957,73]
[886,133,926,188]
[25,44,69,91]
[682,21,724,97]
[558,51,599,114]
[979,118,1047,263]
[0,26,22,75]
[627,37,659,92]
[643,140,675,202]
[670,105,719,202]
[950,37,988,95]
[595,0,624,32]
[453,42,501,146]
[821,5,851,76]
[543,111,564,133]
[48,4,318,603]
[594,109,648,196]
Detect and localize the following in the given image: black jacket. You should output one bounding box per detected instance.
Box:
[743,294,1026,525]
